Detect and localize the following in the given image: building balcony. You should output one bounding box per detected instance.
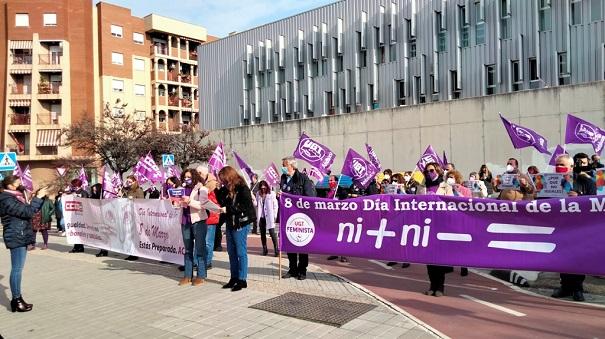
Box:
[189,50,198,61]
[181,98,193,108]
[167,71,178,82]
[38,82,62,99]
[168,96,180,107]
[36,113,59,125]
[171,46,179,58]
[9,113,31,125]
[6,144,29,156]
[151,44,168,55]
[181,74,191,84]
[168,120,181,132]
[39,54,62,65]
[156,95,167,106]
[36,146,58,156]
[11,54,32,65]
[10,85,31,95]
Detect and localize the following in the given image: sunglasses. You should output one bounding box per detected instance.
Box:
[426,169,436,173]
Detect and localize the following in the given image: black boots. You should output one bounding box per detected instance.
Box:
[95,250,108,257]
[231,279,247,292]
[11,296,32,313]
[222,278,237,289]
[268,229,279,257]
[262,246,269,256]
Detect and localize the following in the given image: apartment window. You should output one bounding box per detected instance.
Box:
[337,55,344,72]
[297,64,305,80]
[558,52,571,85]
[539,0,552,31]
[459,6,470,47]
[360,49,368,67]
[312,60,319,77]
[389,44,397,62]
[321,59,328,75]
[43,13,57,26]
[500,0,511,39]
[511,60,522,91]
[450,70,461,99]
[485,64,496,95]
[397,80,406,106]
[572,0,582,25]
[134,84,145,96]
[133,58,145,71]
[15,13,29,27]
[133,32,144,44]
[529,57,538,81]
[112,79,124,92]
[375,27,386,63]
[415,77,425,103]
[410,42,417,58]
[111,25,123,38]
[592,0,603,21]
[436,12,447,52]
[111,52,123,65]
[135,110,146,121]
[475,1,486,45]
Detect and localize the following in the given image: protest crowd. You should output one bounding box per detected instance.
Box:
[1,113,604,314]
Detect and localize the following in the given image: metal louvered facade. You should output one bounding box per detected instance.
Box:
[198,0,605,130]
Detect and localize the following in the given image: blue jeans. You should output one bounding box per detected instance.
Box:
[226,224,250,280]
[206,224,217,266]
[10,246,27,299]
[181,221,208,279]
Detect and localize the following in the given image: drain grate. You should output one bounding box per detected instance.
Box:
[250,292,376,327]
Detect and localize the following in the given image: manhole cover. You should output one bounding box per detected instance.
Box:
[250,292,376,327]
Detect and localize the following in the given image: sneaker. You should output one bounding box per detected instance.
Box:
[551,288,572,298]
[572,291,585,302]
[434,291,444,297]
[424,290,434,296]
[60,232,66,237]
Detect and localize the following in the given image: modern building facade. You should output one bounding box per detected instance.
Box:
[198,0,605,130]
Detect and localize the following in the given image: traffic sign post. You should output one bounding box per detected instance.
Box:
[162,154,175,168]
[0,152,18,172]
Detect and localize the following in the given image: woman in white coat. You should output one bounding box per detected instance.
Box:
[255,180,279,256]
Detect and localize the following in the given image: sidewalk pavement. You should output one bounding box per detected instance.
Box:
[0,233,440,339]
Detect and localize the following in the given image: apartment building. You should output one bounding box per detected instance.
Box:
[0,0,94,180]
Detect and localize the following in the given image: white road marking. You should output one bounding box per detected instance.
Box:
[368,260,394,270]
[464,283,498,291]
[460,294,526,317]
[488,241,556,253]
[436,233,472,241]
[487,223,555,234]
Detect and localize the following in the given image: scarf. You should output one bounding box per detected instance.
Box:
[5,189,27,204]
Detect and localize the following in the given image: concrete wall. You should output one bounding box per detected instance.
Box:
[210,82,605,177]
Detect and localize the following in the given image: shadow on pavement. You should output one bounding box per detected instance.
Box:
[0,274,10,311]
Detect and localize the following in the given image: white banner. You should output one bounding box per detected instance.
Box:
[63,198,185,264]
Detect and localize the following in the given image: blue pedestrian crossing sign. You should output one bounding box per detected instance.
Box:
[0,152,17,171]
[162,154,175,167]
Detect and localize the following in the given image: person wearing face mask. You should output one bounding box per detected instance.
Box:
[280,156,316,280]
[468,172,488,198]
[573,152,595,179]
[591,154,604,169]
[498,158,535,199]
[254,180,279,257]
[1,175,49,313]
[443,170,471,198]
[326,175,349,263]
[196,165,221,270]
[401,171,419,195]
[419,162,454,296]
[120,176,144,260]
[478,164,494,195]
[68,179,89,253]
[382,169,393,184]
[551,154,596,302]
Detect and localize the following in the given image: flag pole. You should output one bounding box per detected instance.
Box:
[333,174,343,200]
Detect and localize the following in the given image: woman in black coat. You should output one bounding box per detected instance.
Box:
[0,175,48,312]
[217,166,256,292]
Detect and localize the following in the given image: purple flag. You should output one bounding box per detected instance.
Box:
[78,167,89,189]
[233,150,255,183]
[102,167,117,198]
[133,154,163,184]
[500,114,551,154]
[416,145,444,172]
[133,157,149,185]
[263,163,281,187]
[565,114,605,155]
[341,149,378,189]
[548,145,568,166]
[13,161,22,177]
[280,193,605,276]
[22,165,33,192]
[208,142,226,174]
[292,133,335,174]
[442,151,449,166]
[308,166,325,182]
[365,143,382,171]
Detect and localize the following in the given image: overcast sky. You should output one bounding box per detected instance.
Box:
[97,0,336,37]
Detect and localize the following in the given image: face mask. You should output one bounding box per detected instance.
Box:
[383,175,390,181]
[574,165,591,173]
[446,178,456,185]
[392,180,398,184]
[427,171,439,181]
[506,164,515,172]
[281,167,289,175]
[329,181,337,189]
[184,178,193,185]
[443,170,449,177]
[403,176,411,182]
[124,182,132,188]
[555,166,569,174]
[469,176,476,181]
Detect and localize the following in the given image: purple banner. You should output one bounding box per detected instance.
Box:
[500,114,551,154]
[416,145,443,172]
[548,145,568,166]
[365,143,382,171]
[13,161,22,177]
[292,133,335,174]
[78,167,89,190]
[263,162,280,187]
[208,142,227,174]
[565,114,605,155]
[308,166,324,182]
[233,150,255,183]
[341,148,378,189]
[279,193,605,275]
[22,165,33,191]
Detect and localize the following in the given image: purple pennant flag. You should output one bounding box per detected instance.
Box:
[102,167,118,198]
[133,157,149,185]
[142,153,163,183]
[548,145,568,166]
[263,163,281,187]
[22,165,33,192]
[78,167,89,189]
[341,149,378,189]
[416,145,444,172]
[365,143,382,171]
[442,151,449,166]
[565,114,605,155]
[233,150,255,183]
[293,133,335,174]
[208,142,226,175]
[500,114,551,155]
[308,166,325,182]
[13,161,22,177]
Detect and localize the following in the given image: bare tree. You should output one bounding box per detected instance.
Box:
[148,124,215,170]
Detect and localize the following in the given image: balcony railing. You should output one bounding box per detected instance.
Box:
[181,98,193,108]
[11,54,32,65]
[37,113,59,125]
[151,44,168,55]
[10,113,31,125]
[189,50,198,61]
[36,146,58,156]
[38,82,61,94]
[168,96,180,106]
[181,74,191,83]
[10,85,31,95]
[39,53,62,65]
[168,71,178,82]
[6,144,29,156]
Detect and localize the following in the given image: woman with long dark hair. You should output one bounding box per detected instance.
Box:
[254,180,278,256]
[0,175,48,312]
[217,166,256,291]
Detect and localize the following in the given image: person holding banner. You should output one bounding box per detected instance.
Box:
[217,166,256,291]
[1,175,49,313]
[551,154,597,302]
[196,165,221,270]
[280,156,316,280]
[255,180,279,257]
[179,169,222,287]
[121,176,145,261]
[68,179,89,253]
